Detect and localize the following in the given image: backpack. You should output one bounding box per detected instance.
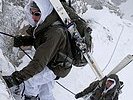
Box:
[48,1,92,78]
[62,2,92,67]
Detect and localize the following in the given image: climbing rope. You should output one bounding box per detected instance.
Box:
[102,25,124,72]
[56,81,76,95]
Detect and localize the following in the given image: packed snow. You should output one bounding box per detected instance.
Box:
[0,5,133,100]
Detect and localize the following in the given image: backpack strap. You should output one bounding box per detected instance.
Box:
[58,52,73,64]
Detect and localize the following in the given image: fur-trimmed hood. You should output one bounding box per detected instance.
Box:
[103,74,120,93]
[103,78,116,93]
[108,74,119,84]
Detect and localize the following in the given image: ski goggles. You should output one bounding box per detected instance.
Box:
[31,11,41,16]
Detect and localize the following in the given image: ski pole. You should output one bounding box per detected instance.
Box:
[56,81,76,95]
[0,31,33,60]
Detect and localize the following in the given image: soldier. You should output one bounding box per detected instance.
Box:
[75,74,122,100]
[3,0,92,100]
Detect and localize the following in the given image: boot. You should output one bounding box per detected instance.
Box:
[24,95,39,100]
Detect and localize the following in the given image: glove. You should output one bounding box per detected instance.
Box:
[14,35,23,47]
[3,71,24,88]
[14,35,34,47]
[75,92,83,99]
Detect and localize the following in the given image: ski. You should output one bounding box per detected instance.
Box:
[49,0,104,80]
[0,72,15,100]
[84,53,104,79]
[108,54,133,76]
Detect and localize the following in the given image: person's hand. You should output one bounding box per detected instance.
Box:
[13,35,23,47]
[14,35,34,47]
[3,71,23,88]
[75,92,83,99]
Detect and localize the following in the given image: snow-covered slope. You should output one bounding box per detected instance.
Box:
[0,5,133,100]
[119,0,133,22]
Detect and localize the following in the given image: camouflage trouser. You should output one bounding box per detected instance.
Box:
[24,66,56,100]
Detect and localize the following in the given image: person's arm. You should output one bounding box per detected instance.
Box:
[75,80,99,99]
[13,25,35,47]
[3,26,66,88]
[18,27,66,80]
[13,35,34,47]
[82,80,99,95]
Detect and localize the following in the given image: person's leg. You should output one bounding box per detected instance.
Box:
[24,80,39,100]
[39,81,55,100]
[24,66,56,100]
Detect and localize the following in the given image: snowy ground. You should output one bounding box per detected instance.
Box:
[119,0,133,22]
[0,5,133,100]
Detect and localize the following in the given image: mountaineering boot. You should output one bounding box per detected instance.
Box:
[24,95,39,100]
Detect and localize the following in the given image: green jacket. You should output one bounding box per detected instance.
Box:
[16,3,89,81]
[17,9,72,81]
[79,74,120,100]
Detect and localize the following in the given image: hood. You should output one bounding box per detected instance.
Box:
[24,0,53,27]
[103,78,116,93]
[103,74,119,93]
[108,74,119,83]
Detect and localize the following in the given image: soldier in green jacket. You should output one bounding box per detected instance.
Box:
[3,0,92,100]
[75,74,122,100]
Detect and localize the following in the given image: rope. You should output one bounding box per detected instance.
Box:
[102,25,124,72]
[0,32,33,60]
[19,47,33,60]
[56,81,76,95]
[0,32,14,37]
[92,21,125,72]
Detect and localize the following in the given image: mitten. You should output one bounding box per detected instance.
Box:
[14,35,34,47]
[75,92,84,99]
[3,71,23,88]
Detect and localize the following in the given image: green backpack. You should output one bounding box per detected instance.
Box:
[49,1,92,78]
[62,2,92,67]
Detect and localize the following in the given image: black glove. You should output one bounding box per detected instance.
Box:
[3,71,24,88]
[14,35,24,47]
[75,92,83,99]
[14,35,34,47]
